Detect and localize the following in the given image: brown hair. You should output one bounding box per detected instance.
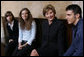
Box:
[19,8,33,30]
[5,11,15,22]
[43,4,56,16]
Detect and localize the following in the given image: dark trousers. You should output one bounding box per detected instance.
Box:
[12,41,32,56]
[5,41,18,56]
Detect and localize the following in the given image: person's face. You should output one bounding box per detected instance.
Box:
[21,10,28,21]
[6,14,13,22]
[66,10,76,24]
[45,9,55,21]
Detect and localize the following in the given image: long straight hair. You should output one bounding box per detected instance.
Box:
[19,8,33,30]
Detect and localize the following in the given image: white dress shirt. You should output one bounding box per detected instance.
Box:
[8,20,14,30]
[18,20,36,45]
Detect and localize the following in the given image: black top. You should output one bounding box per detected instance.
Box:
[37,17,67,56]
[6,19,19,43]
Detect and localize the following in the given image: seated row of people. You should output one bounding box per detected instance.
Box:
[4,4,83,56]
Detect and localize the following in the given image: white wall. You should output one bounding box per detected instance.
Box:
[1,17,5,44]
[1,1,72,18]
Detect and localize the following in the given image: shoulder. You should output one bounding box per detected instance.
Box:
[32,20,36,25]
[77,19,83,33]
[14,19,18,25]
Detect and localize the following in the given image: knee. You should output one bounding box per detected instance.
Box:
[31,49,36,55]
[30,49,39,56]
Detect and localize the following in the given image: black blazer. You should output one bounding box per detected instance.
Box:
[38,17,67,56]
[6,19,19,43]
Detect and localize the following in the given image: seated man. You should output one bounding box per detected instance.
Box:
[64,4,83,56]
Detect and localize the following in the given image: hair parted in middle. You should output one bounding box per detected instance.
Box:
[19,8,33,30]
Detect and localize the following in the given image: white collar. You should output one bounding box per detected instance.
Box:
[8,20,14,30]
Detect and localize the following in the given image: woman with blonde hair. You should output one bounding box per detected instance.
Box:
[30,4,67,56]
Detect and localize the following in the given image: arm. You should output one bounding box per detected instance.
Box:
[72,27,83,56]
[18,23,23,50]
[63,43,75,56]
[64,36,83,56]
[72,41,83,56]
[27,21,36,45]
[18,23,23,45]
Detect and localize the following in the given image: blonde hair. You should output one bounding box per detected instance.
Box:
[43,4,56,16]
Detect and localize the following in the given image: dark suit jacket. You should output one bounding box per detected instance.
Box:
[64,18,83,56]
[37,17,67,56]
[6,19,19,43]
